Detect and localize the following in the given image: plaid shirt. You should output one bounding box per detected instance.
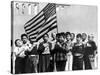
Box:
[54,43,67,61]
[55,52,67,61]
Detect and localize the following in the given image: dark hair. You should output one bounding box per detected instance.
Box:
[66,32,71,37]
[76,33,82,38]
[71,33,75,41]
[71,33,75,37]
[60,32,65,38]
[43,34,49,38]
[15,39,21,47]
[56,33,60,38]
[21,34,28,40]
[82,33,87,37]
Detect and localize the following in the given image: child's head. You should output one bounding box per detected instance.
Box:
[88,34,94,41]
[66,32,71,41]
[15,39,23,47]
[51,32,56,40]
[82,33,87,41]
[59,32,65,43]
[43,34,49,42]
[21,34,28,44]
[56,33,60,42]
[76,33,82,43]
[71,33,75,41]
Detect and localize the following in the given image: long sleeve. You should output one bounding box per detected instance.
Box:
[37,43,45,54]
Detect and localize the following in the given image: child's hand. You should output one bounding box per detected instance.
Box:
[43,43,48,47]
[87,43,91,47]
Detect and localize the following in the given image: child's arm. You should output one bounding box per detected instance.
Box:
[14,47,25,56]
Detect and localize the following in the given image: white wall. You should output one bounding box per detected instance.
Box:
[12,2,98,45]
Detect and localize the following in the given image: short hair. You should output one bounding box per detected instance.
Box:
[51,32,56,37]
[15,39,20,47]
[43,33,49,38]
[66,32,71,36]
[82,33,87,37]
[71,33,75,37]
[76,33,82,38]
[21,34,28,40]
[88,34,94,38]
[60,32,65,38]
[71,33,75,41]
[56,33,61,38]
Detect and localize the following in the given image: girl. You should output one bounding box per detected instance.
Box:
[65,32,73,71]
[72,34,84,70]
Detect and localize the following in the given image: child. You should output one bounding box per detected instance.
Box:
[71,33,75,42]
[65,32,73,71]
[84,34,97,69]
[14,39,27,74]
[82,33,87,44]
[72,34,84,70]
[38,34,52,72]
[49,33,57,72]
[53,33,68,71]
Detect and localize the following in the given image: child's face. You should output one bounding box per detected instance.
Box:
[76,37,82,43]
[51,33,56,39]
[88,36,93,41]
[59,36,64,42]
[82,33,87,41]
[22,36,28,44]
[66,35,71,41]
[43,35,49,42]
[17,40,23,47]
[71,33,75,41]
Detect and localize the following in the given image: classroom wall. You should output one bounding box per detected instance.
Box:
[12,2,98,46]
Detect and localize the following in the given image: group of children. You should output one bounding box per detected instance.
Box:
[13,32,97,74]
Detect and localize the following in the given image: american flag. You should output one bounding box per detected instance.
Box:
[24,3,57,42]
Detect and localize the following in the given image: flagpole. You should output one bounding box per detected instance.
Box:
[53,4,58,72]
[56,4,58,33]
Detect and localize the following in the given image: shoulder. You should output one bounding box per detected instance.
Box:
[39,41,44,44]
[48,41,52,44]
[73,42,77,46]
[14,47,19,53]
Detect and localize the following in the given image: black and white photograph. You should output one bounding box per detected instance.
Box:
[11,1,98,74]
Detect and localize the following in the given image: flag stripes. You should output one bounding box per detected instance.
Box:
[25,12,44,30]
[24,3,57,42]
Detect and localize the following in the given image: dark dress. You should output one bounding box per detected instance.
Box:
[52,43,68,71]
[72,43,84,70]
[84,41,97,70]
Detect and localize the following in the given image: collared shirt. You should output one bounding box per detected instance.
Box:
[14,41,32,58]
[38,41,52,55]
[50,40,56,50]
[42,42,50,54]
[65,40,73,56]
[24,41,32,51]
[65,40,73,51]
[14,46,27,58]
[72,43,84,57]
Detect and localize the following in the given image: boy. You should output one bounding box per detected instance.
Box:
[14,39,27,74]
[38,34,52,72]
